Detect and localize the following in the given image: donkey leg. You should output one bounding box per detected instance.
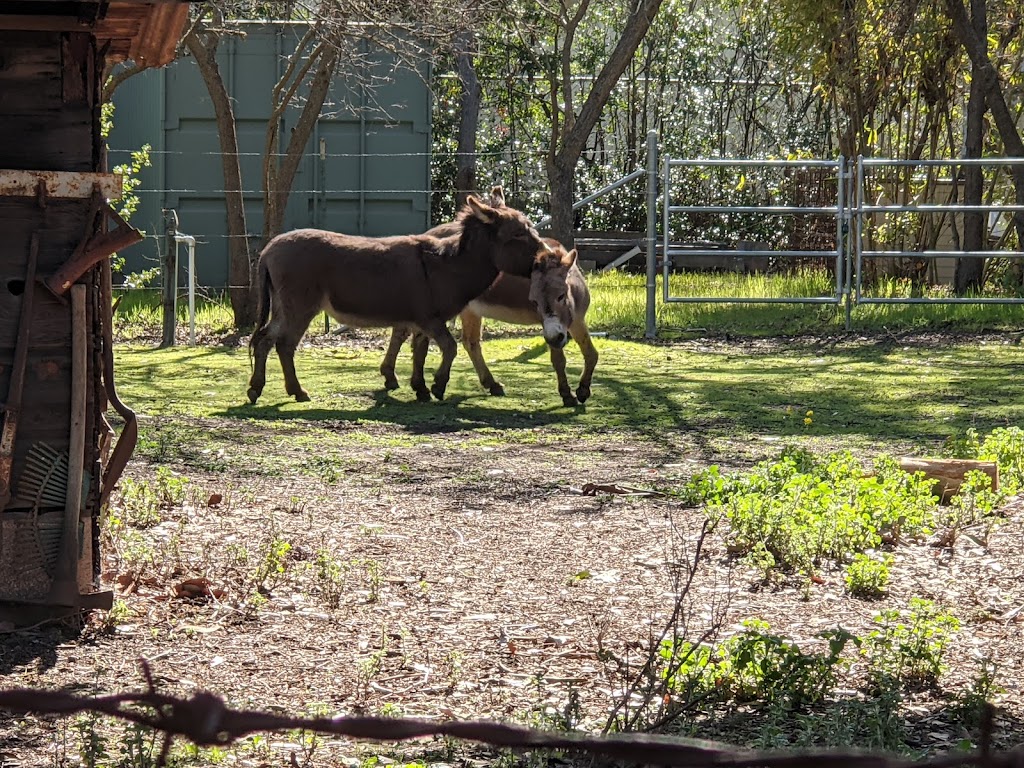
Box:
[247,325,275,404]
[277,337,310,401]
[275,311,318,402]
[461,310,504,396]
[548,344,577,407]
[571,320,599,404]
[380,326,410,390]
[409,333,432,402]
[422,321,458,401]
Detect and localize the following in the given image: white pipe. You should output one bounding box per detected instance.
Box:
[173,233,197,346]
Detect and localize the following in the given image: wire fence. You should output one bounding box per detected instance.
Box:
[0,661,1014,768]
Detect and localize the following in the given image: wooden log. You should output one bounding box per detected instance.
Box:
[899,457,999,503]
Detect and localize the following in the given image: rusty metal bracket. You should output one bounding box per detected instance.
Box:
[99,256,137,507]
[45,187,142,297]
[0,169,122,199]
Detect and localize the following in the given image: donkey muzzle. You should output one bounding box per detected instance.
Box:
[542,316,569,349]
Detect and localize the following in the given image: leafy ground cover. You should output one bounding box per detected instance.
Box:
[2,321,1024,768]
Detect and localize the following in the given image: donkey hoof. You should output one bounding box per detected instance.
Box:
[247,388,262,405]
[415,389,432,402]
[576,387,591,404]
[383,378,400,391]
[561,393,579,407]
[487,383,506,397]
[293,390,311,403]
[430,384,447,401]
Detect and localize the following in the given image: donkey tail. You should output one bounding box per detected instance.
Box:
[248,257,273,368]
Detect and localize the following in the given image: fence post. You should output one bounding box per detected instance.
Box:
[645,129,659,339]
[843,156,854,330]
[161,209,178,348]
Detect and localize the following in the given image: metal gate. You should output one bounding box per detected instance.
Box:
[632,135,1024,337]
[853,157,1024,307]
[659,157,847,307]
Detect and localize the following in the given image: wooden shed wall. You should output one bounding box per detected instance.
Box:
[0,32,99,171]
[0,29,103,603]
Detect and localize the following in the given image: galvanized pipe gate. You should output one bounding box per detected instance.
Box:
[625,130,1024,338]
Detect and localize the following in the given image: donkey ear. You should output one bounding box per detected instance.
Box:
[466,195,497,223]
[562,248,578,268]
[489,185,506,207]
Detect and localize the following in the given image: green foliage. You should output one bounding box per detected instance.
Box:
[313,547,345,608]
[690,449,937,575]
[950,659,1003,732]
[864,598,960,687]
[942,470,1003,538]
[787,686,905,751]
[945,426,1024,496]
[101,101,152,275]
[661,620,856,710]
[655,606,961,748]
[683,431,1020,581]
[844,552,892,598]
[253,534,292,594]
[113,468,189,528]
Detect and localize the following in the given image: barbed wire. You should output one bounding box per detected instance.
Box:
[0,661,1015,768]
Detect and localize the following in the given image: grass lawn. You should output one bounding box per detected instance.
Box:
[114,330,1024,473]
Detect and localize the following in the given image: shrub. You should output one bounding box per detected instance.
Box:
[845,553,892,598]
[686,449,937,575]
[864,598,960,686]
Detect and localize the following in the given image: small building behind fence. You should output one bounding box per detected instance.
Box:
[108,22,433,290]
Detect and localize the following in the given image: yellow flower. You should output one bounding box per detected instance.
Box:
[804,417,812,425]
[806,410,814,417]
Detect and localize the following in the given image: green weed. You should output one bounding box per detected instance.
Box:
[690,449,938,576]
[945,426,1024,496]
[864,598,960,687]
[845,553,892,599]
[252,534,292,595]
[313,547,346,608]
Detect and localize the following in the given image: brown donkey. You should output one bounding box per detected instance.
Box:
[380,239,599,407]
[247,196,547,404]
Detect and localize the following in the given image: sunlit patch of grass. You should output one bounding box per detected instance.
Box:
[114,288,235,342]
[583,269,1024,337]
[113,328,1024,483]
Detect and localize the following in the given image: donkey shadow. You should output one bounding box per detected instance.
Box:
[222,388,584,435]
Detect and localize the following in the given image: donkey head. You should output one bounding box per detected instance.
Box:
[463,195,546,277]
[529,240,578,349]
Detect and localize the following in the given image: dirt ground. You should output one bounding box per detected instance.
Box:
[2,336,1024,767]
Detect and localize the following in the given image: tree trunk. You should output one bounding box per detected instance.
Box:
[954,0,986,294]
[945,0,1024,249]
[185,30,254,328]
[545,0,668,247]
[547,157,576,246]
[262,43,339,245]
[454,28,480,208]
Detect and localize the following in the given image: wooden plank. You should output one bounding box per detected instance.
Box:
[61,33,94,106]
[0,116,94,171]
[0,170,121,200]
[899,457,1000,503]
[0,201,97,274]
[0,16,92,33]
[0,31,62,110]
[600,246,643,273]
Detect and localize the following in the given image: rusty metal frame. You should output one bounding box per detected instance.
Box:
[0,170,122,200]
